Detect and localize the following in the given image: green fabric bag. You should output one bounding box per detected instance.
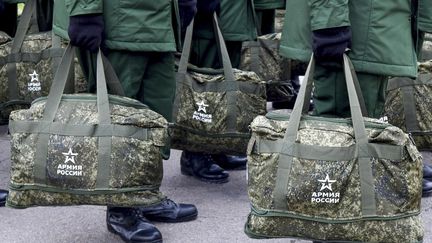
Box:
[384,73,432,151]
[245,55,423,242]
[170,14,267,155]
[0,0,86,125]
[240,33,295,102]
[7,45,167,208]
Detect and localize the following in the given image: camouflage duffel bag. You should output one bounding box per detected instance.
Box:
[384,65,432,151]
[6,46,167,208]
[245,55,424,242]
[170,14,267,155]
[240,33,295,102]
[0,0,86,125]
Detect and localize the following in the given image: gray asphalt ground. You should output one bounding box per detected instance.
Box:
[0,123,431,243]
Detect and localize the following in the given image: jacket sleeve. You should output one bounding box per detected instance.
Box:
[418,0,432,33]
[65,0,103,16]
[307,0,350,31]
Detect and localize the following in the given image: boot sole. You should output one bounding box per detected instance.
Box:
[145,211,198,223]
[107,223,162,243]
[180,167,229,184]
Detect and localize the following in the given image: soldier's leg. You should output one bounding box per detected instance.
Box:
[190,38,242,69]
[313,64,387,118]
[357,73,388,119]
[103,51,198,223]
[255,9,276,35]
[312,64,349,118]
[0,3,17,36]
[139,52,176,123]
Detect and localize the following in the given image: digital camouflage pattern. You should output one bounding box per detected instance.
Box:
[170,69,267,155]
[0,31,87,124]
[240,33,294,102]
[384,40,432,151]
[0,31,11,44]
[7,94,168,208]
[246,214,423,242]
[245,111,423,242]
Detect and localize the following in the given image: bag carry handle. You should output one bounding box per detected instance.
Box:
[176,13,242,133]
[273,54,377,216]
[33,45,125,188]
[178,13,236,81]
[41,45,124,123]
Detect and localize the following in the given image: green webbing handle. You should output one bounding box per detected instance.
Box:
[33,45,120,188]
[178,14,236,81]
[273,54,377,216]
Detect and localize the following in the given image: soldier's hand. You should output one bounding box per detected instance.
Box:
[197,0,220,13]
[312,26,352,62]
[68,14,104,52]
[179,0,197,31]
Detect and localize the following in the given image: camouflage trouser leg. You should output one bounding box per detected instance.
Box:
[77,49,176,159]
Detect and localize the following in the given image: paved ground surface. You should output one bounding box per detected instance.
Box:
[0,123,431,243]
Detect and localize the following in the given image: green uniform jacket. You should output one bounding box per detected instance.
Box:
[419,0,432,33]
[280,0,418,78]
[52,0,178,52]
[253,0,285,9]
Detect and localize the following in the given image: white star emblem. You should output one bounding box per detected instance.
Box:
[62,148,78,164]
[29,70,39,83]
[318,174,336,191]
[196,100,209,113]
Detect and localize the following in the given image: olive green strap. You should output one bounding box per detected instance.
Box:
[51,32,65,90]
[9,183,160,194]
[10,121,150,139]
[95,50,112,189]
[401,85,421,132]
[346,55,368,117]
[255,138,403,161]
[177,77,262,94]
[33,45,75,184]
[272,57,315,210]
[7,0,36,101]
[342,54,376,216]
[386,74,432,91]
[249,41,261,74]
[102,55,126,97]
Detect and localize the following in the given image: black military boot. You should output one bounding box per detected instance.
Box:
[212,154,247,170]
[0,189,8,207]
[138,198,198,223]
[107,207,162,243]
[180,151,229,183]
